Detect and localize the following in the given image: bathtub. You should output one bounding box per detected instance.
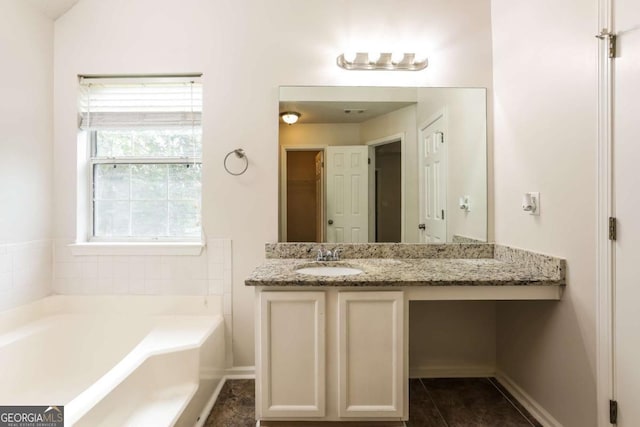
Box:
[0,295,225,427]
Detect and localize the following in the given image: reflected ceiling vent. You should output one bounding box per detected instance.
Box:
[343,109,367,114]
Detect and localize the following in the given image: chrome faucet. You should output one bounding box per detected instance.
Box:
[316,247,341,261]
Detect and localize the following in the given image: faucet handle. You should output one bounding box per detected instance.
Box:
[317,249,324,261]
[333,248,341,261]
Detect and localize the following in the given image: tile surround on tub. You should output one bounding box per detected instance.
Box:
[53,238,232,297]
[265,242,495,259]
[53,237,235,368]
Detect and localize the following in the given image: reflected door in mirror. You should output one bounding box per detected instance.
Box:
[419,114,447,243]
[326,146,369,243]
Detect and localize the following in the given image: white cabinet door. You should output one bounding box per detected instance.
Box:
[337,291,405,418]
[257,292,325,418]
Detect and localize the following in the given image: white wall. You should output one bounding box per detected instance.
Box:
[417,88,488,242]
[53,0,494,367]
[279,123,361,147]
[491,0,598,425]
[410,301,496,377]
[0,1,53,311]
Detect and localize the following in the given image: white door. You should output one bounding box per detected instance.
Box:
[418,115,447,243]
[368,146,376,242]
[338,291,405,419]
[613,1,640,424]
[326,146,369,243]
[257,292,325,419]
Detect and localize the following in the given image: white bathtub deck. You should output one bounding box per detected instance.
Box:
[68,315,223,426]
[0,296,225,427]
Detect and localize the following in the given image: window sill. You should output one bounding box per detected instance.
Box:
[68,242,205,256]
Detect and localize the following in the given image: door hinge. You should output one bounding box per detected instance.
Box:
[442,209,445,220]
[596,29,617,59]
[609,217,617,241]
[610,399,618,424]
[368,157,371,165]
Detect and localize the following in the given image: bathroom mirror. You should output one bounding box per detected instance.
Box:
[279,86,487,244]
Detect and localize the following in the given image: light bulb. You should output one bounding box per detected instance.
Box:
[343,51,357,63]
[391,52,405,64]
[368,52,381,64]
[413,53,428,64]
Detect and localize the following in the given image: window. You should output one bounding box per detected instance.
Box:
[79,76,203,241]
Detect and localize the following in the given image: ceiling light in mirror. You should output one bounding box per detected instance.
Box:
[280,112,301,125]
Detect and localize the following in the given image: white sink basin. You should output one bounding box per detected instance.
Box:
[295,266,363,277]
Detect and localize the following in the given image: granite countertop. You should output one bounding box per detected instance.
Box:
[245,256,565,288]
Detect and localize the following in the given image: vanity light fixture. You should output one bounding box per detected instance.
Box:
[336,52,428,71]
[280,111,301,125]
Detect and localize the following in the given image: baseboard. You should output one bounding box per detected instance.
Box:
[410,364,496,378]
[225,365,256,379]
[195,377,227,427]
[495,371,563,427]
[194,367,256,427]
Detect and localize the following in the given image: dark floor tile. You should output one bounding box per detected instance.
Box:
[487,378,542,427]
[407,379,447,427]
[204,379,256,427]
[205,378,540,427]
[423,378,532,427]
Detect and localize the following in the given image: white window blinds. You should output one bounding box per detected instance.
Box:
[78,76,202,130]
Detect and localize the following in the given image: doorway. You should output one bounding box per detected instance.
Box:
[285,150,323,242]
[374,141,402,242]
[366,133,405,243]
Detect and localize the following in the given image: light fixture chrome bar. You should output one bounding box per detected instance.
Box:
[336,52,428,71]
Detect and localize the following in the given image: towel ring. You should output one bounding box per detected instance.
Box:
[224,148,249,176]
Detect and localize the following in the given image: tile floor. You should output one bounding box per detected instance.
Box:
[205,378,542,427]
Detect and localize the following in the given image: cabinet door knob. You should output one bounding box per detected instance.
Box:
[418,223,426,230]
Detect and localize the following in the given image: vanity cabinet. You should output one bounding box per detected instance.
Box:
[257,291,326,418]
[338,291,405,418]
[256,289,407,423]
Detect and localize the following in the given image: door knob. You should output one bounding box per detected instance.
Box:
[328,219,334,225]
